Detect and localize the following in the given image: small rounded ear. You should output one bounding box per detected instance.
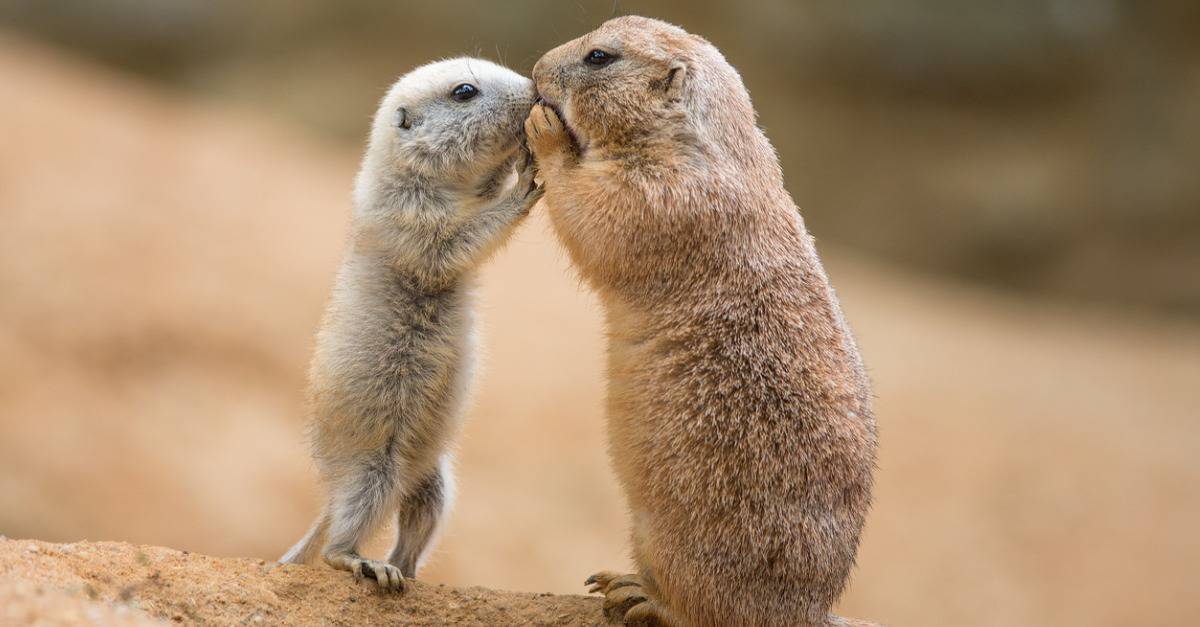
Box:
[395,107,411,129]
[663,60,687,98]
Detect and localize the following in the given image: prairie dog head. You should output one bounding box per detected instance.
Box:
[528,17,789,296]
[531,16,760,162]
[358,57,533,201]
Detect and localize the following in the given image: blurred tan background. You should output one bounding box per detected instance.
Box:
[0,2,1197,626]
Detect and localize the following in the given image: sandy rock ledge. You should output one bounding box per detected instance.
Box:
[0,538,602,625]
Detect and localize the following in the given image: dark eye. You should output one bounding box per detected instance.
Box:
[451,83,479,102]
[584,49,616,67]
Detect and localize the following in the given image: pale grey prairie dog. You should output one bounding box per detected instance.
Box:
[526,17,878,627]
[280,58,540,591]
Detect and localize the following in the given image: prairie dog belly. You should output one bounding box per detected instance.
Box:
[310,256,478,472]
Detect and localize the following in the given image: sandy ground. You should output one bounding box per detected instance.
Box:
[0,538,600,625]
[1,33,1198,626]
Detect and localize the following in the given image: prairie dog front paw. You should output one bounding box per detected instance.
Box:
[524,103,573,163]
[512,145,544,212]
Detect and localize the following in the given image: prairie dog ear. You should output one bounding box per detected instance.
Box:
[663,60,688,98]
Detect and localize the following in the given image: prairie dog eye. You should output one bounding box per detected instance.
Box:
[584,49,617,66]
[451,83,479,102]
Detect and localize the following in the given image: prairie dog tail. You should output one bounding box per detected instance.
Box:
[280,510,330,565]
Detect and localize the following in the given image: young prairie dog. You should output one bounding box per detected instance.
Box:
[280,58,540,592]
[526,17,878,627]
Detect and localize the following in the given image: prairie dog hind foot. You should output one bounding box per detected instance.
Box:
[587,571,680,627]
[325,551,405,592]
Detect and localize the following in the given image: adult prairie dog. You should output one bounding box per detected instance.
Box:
[526,17,878,626]
[281,58,540,592]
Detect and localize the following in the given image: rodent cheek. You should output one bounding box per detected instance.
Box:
[531,58,547,85]
[534,75,562,105]
[533,57,576,100]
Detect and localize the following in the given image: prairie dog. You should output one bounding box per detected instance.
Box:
[526,17,878,627]
[280,58,540,592]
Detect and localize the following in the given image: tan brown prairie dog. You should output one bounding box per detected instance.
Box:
[525,16,878,627]
[280,58,540,591]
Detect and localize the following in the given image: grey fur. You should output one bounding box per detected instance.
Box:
[280,58,540,592]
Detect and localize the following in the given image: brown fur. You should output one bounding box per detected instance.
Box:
[526,16,878,627]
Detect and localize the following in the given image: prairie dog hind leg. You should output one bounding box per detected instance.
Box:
[387,453,455,578]
[319,449,406,591]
